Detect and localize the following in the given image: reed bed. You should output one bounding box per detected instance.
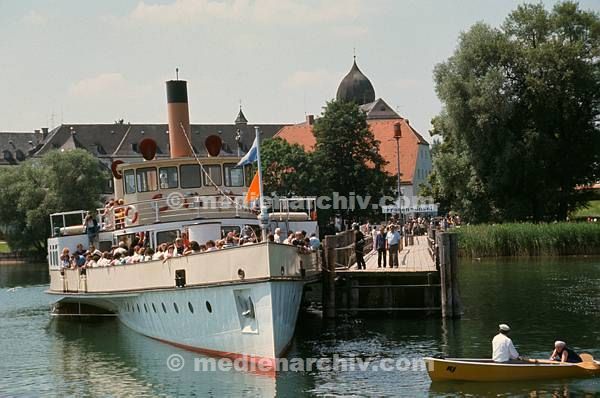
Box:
[456,223,600,257]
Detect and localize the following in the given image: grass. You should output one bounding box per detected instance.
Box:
[455,222,600,257]
[0,241,10,253]
[571,200,600,218]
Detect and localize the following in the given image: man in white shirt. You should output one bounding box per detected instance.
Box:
[386,225,401,268]
[273,228,282,244]
[492,324,521,362]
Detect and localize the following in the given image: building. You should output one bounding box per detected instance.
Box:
[275,58,433,199]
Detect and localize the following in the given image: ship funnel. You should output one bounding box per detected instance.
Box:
[166,79,193,158]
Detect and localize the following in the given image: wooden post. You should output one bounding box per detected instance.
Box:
[449,233,462,317]
[323,236,337,319]
[439,232,462,318]
[438,232,453,318]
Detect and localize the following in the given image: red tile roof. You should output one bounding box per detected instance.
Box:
[275,118,428,183]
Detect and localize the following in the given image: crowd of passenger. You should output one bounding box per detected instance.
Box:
[60,226,321,270]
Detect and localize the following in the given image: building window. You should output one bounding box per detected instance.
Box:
[156,230,179,246]
[224,163,244,187]
[203,165,222,186]
[159,167,179,189]
[136,167,158,192]
[180,164,202,188]
[124,169,136,194]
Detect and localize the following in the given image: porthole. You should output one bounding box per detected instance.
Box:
[188,302,194,313]
[206,301,212,313]
[174,302,179,314]
[137,304,141,313]
[152,303,157,313]
[144,303,148,313]
[162,302,167,313]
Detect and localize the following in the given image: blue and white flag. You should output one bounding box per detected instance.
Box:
[236,136,258,167]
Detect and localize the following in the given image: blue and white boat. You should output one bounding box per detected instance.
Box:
[46,79,320,367]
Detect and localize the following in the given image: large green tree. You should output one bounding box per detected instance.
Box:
[0,149,108,255]
[259,137,316,196]
[312,100,395,221]
[429,1,600,222]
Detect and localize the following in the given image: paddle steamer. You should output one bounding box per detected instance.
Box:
[46,79,321,366]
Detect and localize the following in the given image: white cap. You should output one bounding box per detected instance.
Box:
[555,340,566,347]
[499,324,511,332]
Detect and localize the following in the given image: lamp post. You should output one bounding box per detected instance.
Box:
[393,122,402,221]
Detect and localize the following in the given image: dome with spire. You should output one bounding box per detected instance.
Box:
[336,59,376,105]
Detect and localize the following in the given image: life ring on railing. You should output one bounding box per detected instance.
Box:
[152,194,169,212]
[125,206,139,224]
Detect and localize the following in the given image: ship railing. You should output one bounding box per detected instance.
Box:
[96,195,258,232]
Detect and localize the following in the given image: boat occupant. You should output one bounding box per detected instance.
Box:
[492,324,521,363]
[550,341,582,363]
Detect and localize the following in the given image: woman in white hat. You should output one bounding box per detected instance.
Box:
[550,341,582,363]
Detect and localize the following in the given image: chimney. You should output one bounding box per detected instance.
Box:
[166,80,193,158]
[41,127,49,140]
[306,114,314,125]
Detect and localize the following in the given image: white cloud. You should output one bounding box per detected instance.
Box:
[129,0,365,25]
[69,73,127,98]
[22,10,47,26]
[283,69,338,89]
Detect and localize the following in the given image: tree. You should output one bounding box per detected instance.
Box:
[0,149,109,255]
[259,137,316,196]
[312,100,395,222]
[429,1,600,222]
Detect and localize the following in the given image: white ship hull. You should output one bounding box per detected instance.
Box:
[49,243,320,365]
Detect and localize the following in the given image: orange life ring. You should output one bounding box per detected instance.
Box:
[125,206,138,224]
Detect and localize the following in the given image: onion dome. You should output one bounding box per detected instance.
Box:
[336,59,376,105]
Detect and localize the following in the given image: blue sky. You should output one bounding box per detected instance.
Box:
[1,0,598,139]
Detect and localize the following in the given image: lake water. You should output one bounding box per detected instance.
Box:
[1,258,599,397]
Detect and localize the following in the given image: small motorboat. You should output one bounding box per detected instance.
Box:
[424,355,600,382]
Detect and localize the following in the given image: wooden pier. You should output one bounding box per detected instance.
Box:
[322,228,462,318]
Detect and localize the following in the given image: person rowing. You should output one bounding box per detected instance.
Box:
[550,341,582,363]
[492,323,522,363]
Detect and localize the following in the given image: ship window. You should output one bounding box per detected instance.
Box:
[144,303,148,313]
[159,167,179,189]
[136,304,141,312]
[136,167,158,192]
[156,230,179,246]
[152,303,157,313]
[203,165,222,186]
[221,226,240,238]
[244,165,256,187]
[188,302,194,313]
[173,302,179,314]
[162,302,167,313]
[206,301,212,313]
[224,163,244,187]
[180,164,202,188]
[124,169,136,194]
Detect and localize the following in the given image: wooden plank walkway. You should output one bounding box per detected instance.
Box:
[343,235,436,273]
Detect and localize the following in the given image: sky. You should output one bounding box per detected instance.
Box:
[1,0,598,140]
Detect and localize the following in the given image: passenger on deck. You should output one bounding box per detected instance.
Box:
[75,243,86,256]
[144,247,154,261]
[309,233,320,250]
[97,252,112,267]
[84,213,99,245]
[267,233,275,243]
[152,244,166,261]
[113,241,128,256]
[174,238,185,255]
[206,240,217,252]
[492,324,521,363]
[550,341,582,363]
[273,228,282,243]
[60,248,71,269]
[184,241,202,255]
[283,232,294,245]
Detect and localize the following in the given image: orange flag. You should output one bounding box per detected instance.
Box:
[245,172,260,204]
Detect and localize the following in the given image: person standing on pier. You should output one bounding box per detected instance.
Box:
[353,223,366,270]
[386,225,401,268]
[375,226,387,268]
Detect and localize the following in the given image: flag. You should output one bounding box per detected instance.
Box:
[237,136,258,167]
[245,172,260,204]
